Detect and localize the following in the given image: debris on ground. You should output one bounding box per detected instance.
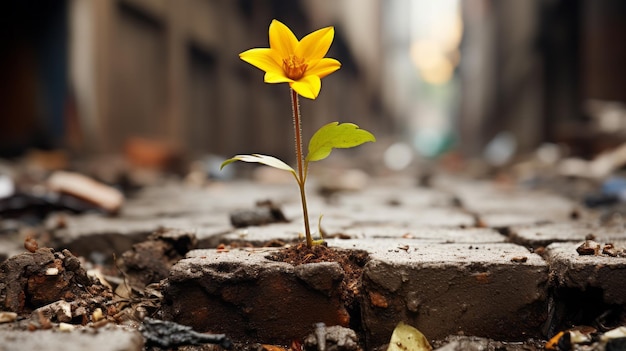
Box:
[120,228,198,289]
[576,240,626,257]
[303,323,361,351]
[386,322,431,351]
[140,317,232,349]
[0,168,124,223]
[230,200,289,228]
[0,247,108,314]
[47,171,124,214]
[544,325,626,351]
[431,335,544,350]
[0,311,17,323]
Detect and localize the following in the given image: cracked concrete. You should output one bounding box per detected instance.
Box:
[2,176,626,350]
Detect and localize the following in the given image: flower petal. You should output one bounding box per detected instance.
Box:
[307,58,341,79]
[240,48,282,74]
[269,20,298,59]
[295,26,334,63]
[290,75,322,100]
[264,71,294,84]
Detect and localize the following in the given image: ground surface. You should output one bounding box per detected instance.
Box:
[1,172,626,350]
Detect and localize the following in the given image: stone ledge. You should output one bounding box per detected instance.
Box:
[340,240,548,347]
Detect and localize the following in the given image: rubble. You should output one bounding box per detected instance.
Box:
[47,171,124,214]
[140,317,232,349]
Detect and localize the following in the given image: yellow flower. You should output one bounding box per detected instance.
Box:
[240,19,341,100]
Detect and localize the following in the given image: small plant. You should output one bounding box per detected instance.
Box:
[221,20,375,248]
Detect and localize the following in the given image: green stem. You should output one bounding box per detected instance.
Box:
[290,88,313,247]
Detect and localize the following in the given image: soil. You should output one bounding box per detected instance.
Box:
[0,246,116,328]
[266,243,370,330]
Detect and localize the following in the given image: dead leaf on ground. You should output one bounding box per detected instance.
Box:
[387,321,432,351]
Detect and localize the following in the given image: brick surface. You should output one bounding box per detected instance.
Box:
[334,240,548,346]
[433,177,577,220]
[545,242,626,305]
[7,176,622,349]
[510,222,626,248]
[336,225,505,242]
[162,248,349,345]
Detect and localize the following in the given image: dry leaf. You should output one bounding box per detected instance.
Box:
[387,321,432,351]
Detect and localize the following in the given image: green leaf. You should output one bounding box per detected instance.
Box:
[306,122,376,162]
[220,154,296,175]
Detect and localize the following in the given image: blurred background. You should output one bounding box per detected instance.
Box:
[0,0,625,175]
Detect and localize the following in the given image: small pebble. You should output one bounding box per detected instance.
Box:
[45,267,59,276]
[510,256,528,263]
[0,312,17,323]
[92,308,104,322]
[576,240,600,255]
[59,322,75,332]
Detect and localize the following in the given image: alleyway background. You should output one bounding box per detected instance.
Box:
[0,0,625,172]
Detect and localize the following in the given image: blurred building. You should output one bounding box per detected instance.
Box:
[459,0,626,158]
[0,0,625,165]
[0,0,389,164]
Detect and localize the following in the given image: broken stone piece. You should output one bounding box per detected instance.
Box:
[601,243,626,257]
[576,240,600,255]
[303,323,361,351]
[58,322,76,332]
[0,248,97,313]
[229,200,288,228]
[47,171,124,213]
[120,228,198,289]
[0,311,17,323]
[33,300,72,323]
[140,317,232,349]
[510,256,528,263]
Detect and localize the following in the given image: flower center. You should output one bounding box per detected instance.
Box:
[282,55,308,80]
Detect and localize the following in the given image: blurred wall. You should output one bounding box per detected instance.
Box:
[458,0,626,158]
[2,0,625,164]
[70,0,388,162]
[0,0,389,163]
[0,1,68,157]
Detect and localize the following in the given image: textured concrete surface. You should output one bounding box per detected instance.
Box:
[334,240,548,345]
[509,222,625,248]
[162,248,349,345]
[0,325,143,351]
[546,241,626,305]
[3,176,626,350]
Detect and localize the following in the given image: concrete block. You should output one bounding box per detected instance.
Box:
[337,226,505,243]
[161,248,350,345]
[346,240,548,347]
[510,222,626,248]
[346,207,475,228]
[545,242,626,305]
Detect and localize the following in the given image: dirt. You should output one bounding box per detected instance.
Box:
[267,243,369,308]
[120,228,198,289]
[0,245,117,331]
[1,231,372,349]
[0,232,189,333]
